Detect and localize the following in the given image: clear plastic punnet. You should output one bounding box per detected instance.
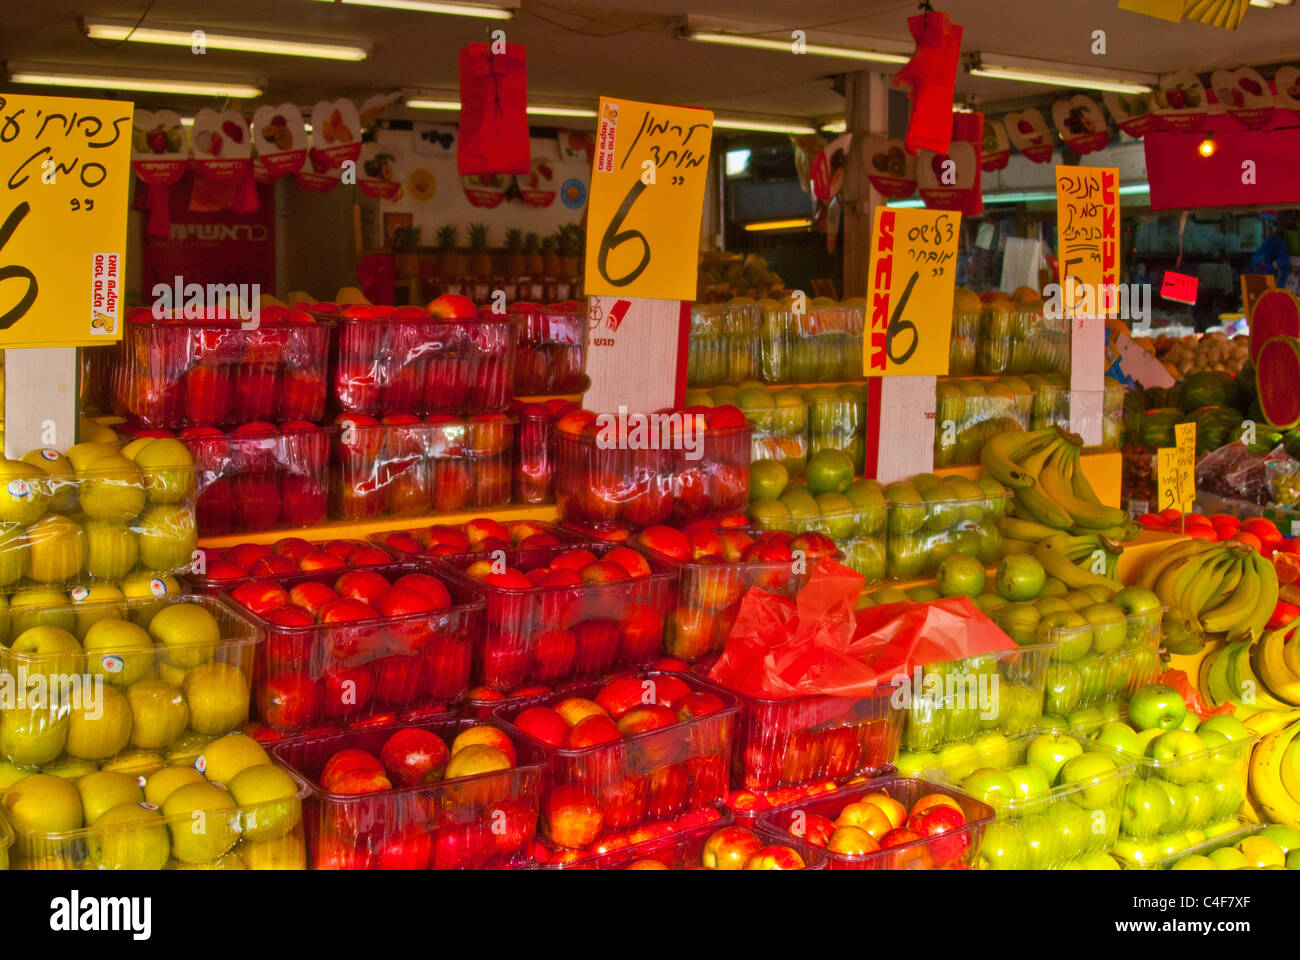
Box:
[976,306,1070,375]
[272,716,544,869]
[110,311,332,429]
[510,303,588,395]
[1029,606,1164,712]
[185,537,396,594]
[885,481,1010,580]
[759,776,995,870]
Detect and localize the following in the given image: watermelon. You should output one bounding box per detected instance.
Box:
[1249,290,1300,366]
[1138,407,1184,449]
[1179,370,1242,413]
[1180,405,1246,455]
[1257,334,1300,430]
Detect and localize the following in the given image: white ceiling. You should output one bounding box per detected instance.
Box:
[3,0,1299,123]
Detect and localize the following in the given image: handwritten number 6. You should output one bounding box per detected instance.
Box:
[0,202,38,331]
[597,179,650,288]
[885,270,920,366]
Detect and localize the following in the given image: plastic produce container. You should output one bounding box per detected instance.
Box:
[950,307,980,376]
[789,305,862,383]
[702,674,903,793]
[272,716,543,869]
[0,594,261,773]
[747,497,886,583]
[1033,606,1164,712]
[511,304,588,395]
[896,646,1051,754]
[0,449,199,591]
[329,309,515,416]
[631,530,817,663]
[330,414,514,521]
[760,776,995,870]
[495,672,737,851]
[186,538,396,594]
[511,400,575,504]
[924,728,1134,870]
[885,485,1009,580]
[110,313,331,429]
[934,378,1033,467]
[3,761,311,869]
[372,520,588,562]
[225,563,483,734]
[976,307,1069,375]
[1031,378,1126,454]
[554,419,749,529]
[807,392,867,474]
[737,388,808,478]
[436,541,675,693]
[1120,821,1260,870]
[686,304,760,388]
[538,809,827,869]
[182,421,330,535]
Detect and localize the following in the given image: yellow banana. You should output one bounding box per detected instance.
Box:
[1252,620,1300,706]
[1249,721,1300,831]
[1000,515,1061,542]
[1235,549,1280,643]
[1016,432,1066,481]
[1204,551,1244,612]
[1068,444,1105,506]
[1286,630,1300,678]
[1136,538,1217,591]
[1200,550,1261,635]
[1232,641,1294,711]
[1182,552,1233,620]
[999,537,1037,555]
[1243,707,1300,736]
[1037,446,1128,529]
[979,429,1041,489]
[1281,736,1300,802]
[1199,644,1224,706]
[1155,552,1210,612]
[1163,611,1207,656]
[1033,532,1121,591]
[1013,481,1074,529]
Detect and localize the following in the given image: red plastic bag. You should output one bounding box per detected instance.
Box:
[1159,669,1233,720]
[853,595,1013,681]
[458,43,529,175]
[891,11,963,156]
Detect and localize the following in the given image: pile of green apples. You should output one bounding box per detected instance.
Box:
[908,727,1130,869]
[748,451,889,581]
[882,473,1008,580]
[1171,825,1300,870]
[1071,682,1258,868]
[685,302,760,389]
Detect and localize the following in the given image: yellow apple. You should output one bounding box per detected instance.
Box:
[26,514,87,583]
[1,705,69,766]
[126,679,189,749]
[141,764,205,806]
[82,617,155,686]
[79,454,146,522]
[197,733,270,785]
[76,770,145,824]
[65,685,134,761]
[92,802,170,869]
[183,663,249,736]
[228,764,301,841]
[161,781,239,863]
[148,603,221,669]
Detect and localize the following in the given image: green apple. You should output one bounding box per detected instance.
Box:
[1081,602,1127,654]
[1203,818,1241,840]
[903,694,947,752]
[979,822,1028,869]
[1287,849,1300,870]
[893,750,936,778]
[1195,730,1237,778]
[1051,801,1095,862]
[1128,683,1187,731]
[1080,583,1116,604]
[1060,752,1122,809]
[1111,835,1166,867]
[973,593,1008,615]
[996,684,1043,736]
[1020,814,1063,869]
[1026,732,1084,785]
[1073,653,1110,704]
[1180,780,1216,830]
[1039,577,1069,597]
[1044,662,1082,716]
[1076,852,1122,870]
[972,732,1012,769]
[1096,700,1124,722]
[1035,597,1074,619]
[1067,705,1104,733]
[1198,714,1251,743]
[995,554,1046,602]
[994,602,1041,646]
[1005,763,1051,803]
[962,767,1017,806]
[1208,846,1251,869]
[1148,730,1207,784]
[1259,825,1300,853]
[1134,727,1164,755]
[1205,772,1246,820]
[1111,585,1162,621]
[1039,611,1092,662]
[1172,854,1219,870]
[1121,780,1172,837]
[1178,711,1201,733]
[1154,780,1187,832]
[1093,720,1141,756]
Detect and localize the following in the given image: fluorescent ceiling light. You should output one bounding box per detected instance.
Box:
[405,98,461,110]
[310,0,513,18]
[714,117,817,135]
[887,183,1150,207]
[85,20,368,60]
[1250,1,1274,7]
[685,29,908,64]
[744,218,811,231]
[821,120,847,134]
[8,69,262,98]
[408,97,814,134]
[969,53,1155,94]
[526,105,598,118]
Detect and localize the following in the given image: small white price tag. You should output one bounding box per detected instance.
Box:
[1290,519,1300,537]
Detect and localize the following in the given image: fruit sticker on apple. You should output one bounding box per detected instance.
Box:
[191,108,253,182]
[1154,71,1207,132]
[251,102,308,182]
[1209,67,1275,130]
[1101,90,1156,138]
[980,118,1010,172]
[1051,95,1108,155]
[862,135,917,200]
[1002,108,1053,162]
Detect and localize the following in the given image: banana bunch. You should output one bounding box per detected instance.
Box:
[1032,531,1123,590]
[981,426,1132,537]
[1139,540,1279,650]
[1248,718,1300,832]
[1201,640,1300,713]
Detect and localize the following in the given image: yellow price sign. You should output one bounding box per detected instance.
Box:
[584,98,713,302]
[863,207,960,376]
[1175,422,1197,505]
[1055,165,1119,319]
[1156,447,1179,512]
[0,94,134,348]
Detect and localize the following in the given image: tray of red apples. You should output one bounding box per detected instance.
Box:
[631,520,839,662]
[507,302,588,395]
[179,420,331,534]
[188,536,395,592]
[109,305,332,430]
[512,398,579,504]
[435,541,675,695]
[371,516,588,560]
[758,777,994,870]
[553,405,751,529]
[322,295,515,417]
[329,411,513,520]
[271,717,543,869]
[226,563,481,736]
[495,671,737,856]
[536,808,826,869]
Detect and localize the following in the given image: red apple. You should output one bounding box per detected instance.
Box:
[701,827,764,869]
[319,598,379,623]
[677,691,727,719]
[603,546,652,579]
[424,525,471,552]
[232,581,291,616]
[579,560,626,584]
[321,747,384,790]
[545,786,604,849]
[227,543,274,569]
[202,559,246,581]
[649,675,691,710]
[299,550,347,572]
[718,530,755,562]
[289,582,339,616]
[329,768,393,795]
[564,713,622,748]
[689,528,725,561]
[553,698,608,728]
[484,569,534,590]
[595,676,651,719]
[465,517,510,545]
[514,706,569,747]
[263,604,315,627]
[615,703,678,736]
[380,728,450,785]
[246,554,299,578]
[798,813,838,848]
[428,294,477,319]
[618,604,663,662]
[639,525,691,562]
[550,549,597,572]
[450,725,518,765]
[743,845,806,870]
[334,570,393,608]
[350,546,394,566]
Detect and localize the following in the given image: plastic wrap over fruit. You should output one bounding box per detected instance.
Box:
[852,597,1025,681]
